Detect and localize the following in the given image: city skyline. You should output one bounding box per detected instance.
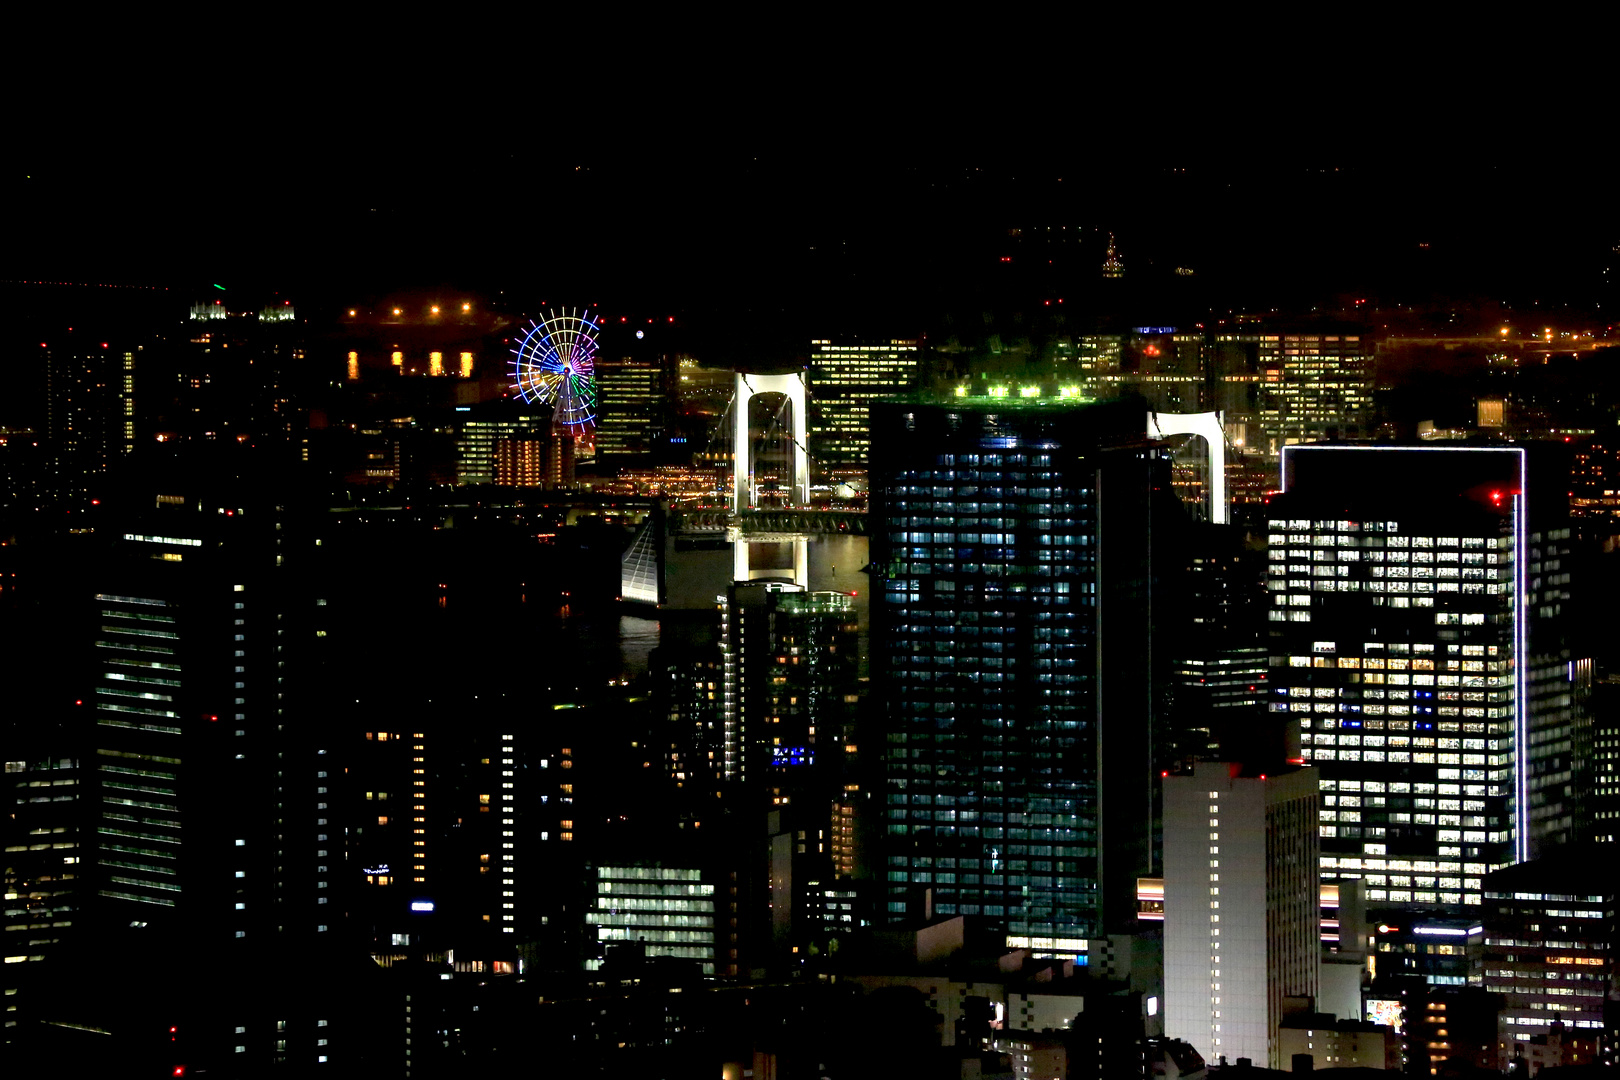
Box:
[6,82,1620,1073]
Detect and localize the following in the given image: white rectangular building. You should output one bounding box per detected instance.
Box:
[1164,762,1319,1068]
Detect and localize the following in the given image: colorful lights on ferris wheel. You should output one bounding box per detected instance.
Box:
[509,307,600,435]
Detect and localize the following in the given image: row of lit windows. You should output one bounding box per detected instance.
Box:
[1270,545,1499,564]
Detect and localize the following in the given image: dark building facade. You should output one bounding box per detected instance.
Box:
[46,452,347,1073]
[870,395,1181,950]
[1481,850,1612,1063]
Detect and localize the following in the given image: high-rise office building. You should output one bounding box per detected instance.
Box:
[870,395,1179,950]
[1045,330,1208,414]
[654,641,726,802]
[67,454,341,1071]
[718,584,856,792]
[595,358,664,461]
[1050,334,1122,402]
[1268,445,1589,911]
[42,336,137,501]
[808,339,921,470]
[1209,330,1373,461]
[587,865,720,975]
[1168,523,1270,766]
[1591,675,1620,843]
[1,757,81,1053]
[1480,850,1611,1061]
[455,405,552,485]
[1162,761,1320,1069]
[162,300,308,445]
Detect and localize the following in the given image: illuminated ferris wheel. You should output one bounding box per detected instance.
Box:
[509,307,600,435]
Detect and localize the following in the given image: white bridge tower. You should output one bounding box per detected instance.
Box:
[729,371,811,586]
[1148,410,1229,525]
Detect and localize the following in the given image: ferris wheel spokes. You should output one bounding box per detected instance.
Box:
[509,307,600,435]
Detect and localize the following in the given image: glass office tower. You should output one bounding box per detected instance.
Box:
[870,396,1176,950]
[1268,445,1588,910]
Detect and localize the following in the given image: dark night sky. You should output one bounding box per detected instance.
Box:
[5,39,1615,340]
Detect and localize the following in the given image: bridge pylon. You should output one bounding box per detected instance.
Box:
[1148,409,1229,525]
[732,372,809,513]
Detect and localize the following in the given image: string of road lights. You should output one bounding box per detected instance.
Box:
[341,302,677,325]
[3,279,167,289]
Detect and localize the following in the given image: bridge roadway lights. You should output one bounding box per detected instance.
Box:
[674,510,867,536]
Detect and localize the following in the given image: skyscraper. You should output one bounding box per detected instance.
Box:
[808,339,921,471]
[870,395,1179,950]
[1167,523,1270,766]
[1162,761,1319,1068]
[1209,330,1374,461]
[595,357,664,461]
[717,583,858,799]
[42,335,137,502]
[1,756,82,1053]
[65,451,342,1070]
[1268,444,1589,911]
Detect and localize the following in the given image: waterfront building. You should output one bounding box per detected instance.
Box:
[808,338,921,471]
[1209,330,1374,461]
[595,357,663,462]
[455,404,554,486]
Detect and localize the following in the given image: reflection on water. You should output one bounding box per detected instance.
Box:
[617,615,662,678]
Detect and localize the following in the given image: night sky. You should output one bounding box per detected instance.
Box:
[6,54,1615,341]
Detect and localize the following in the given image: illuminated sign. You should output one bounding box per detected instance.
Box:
[1413,925,1468,937]
[1132,326,1175,335]
[410,901,434,912]
[1366,999,1403,1032]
